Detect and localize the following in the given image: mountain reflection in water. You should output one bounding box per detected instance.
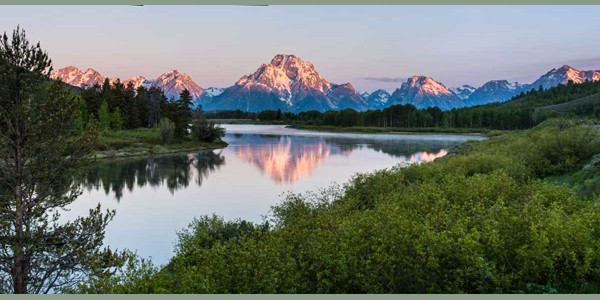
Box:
[81,131,464,200]
[231,134,451,184]
[68,125,484,264]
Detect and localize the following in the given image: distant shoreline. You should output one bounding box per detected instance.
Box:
[286,124,494,136]
[92,127,229,160]
[93,141,228,160]
[210,119,502,136]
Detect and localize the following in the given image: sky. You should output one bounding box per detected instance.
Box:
[1,5,600,92]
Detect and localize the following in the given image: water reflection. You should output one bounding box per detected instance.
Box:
[82,151,225,200]
[235,136,344,184]
[81,132,463,201]
[69,125,482,263]
[410,149,448,163]
[227,133,458,184]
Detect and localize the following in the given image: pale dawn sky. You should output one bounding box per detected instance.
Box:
[1,5,599,92]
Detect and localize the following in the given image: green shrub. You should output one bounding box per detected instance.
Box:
[78,119,600,294]
[191,120,226,143]
[159,118,175,145]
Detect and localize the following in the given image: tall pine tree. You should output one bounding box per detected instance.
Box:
[0,27,124,294]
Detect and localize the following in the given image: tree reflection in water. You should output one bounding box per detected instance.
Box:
[80,133,468,200]
[81,151,225,201]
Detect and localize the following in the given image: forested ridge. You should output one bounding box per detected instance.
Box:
[208,79,600,130]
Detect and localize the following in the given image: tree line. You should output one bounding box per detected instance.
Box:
[78,79,195,137]
[207,80,600,130]
[77,79,224,143]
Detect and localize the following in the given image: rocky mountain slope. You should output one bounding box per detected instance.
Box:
[51,62,600,112]
[201,54,369,112]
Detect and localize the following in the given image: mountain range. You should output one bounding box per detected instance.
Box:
[51,56,600,112]
[50,67,217,102]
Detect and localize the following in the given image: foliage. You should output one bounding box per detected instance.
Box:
[76,119,600,294]
[158,118,175,145]
[98,100,111,131]
[157,89,194,140]
[0,27,125,294]
[111,107,124,130]
[191,119,226,143]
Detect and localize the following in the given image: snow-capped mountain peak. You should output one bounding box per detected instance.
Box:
[152,69,204,99]
[52,66,205,100]
[51,66,106,88]
[235,54,333,103]
[123,76,154,89]
[365,89,391,109]
[405,76,454,96]
[531,64,599,90]
[388,76,464,110]
[203,54,367,112]
[50,66,83,84]
[466,80,524,106]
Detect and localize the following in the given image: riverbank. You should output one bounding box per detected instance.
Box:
[210,120,508,137]
[209,119,287,125]
[78,118,600,294]
[287,124,509,137]
[93,128,228,160]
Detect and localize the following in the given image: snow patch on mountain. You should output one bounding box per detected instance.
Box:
[450,85,476,100]
[202,87,225,97]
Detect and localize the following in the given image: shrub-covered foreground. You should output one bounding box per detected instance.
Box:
[78,119,600,293]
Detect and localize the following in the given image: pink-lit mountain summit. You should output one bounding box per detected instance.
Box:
[51,54,600,112]
[51,67,210,100]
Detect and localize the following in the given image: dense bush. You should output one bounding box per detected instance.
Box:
[77,119,600,294]
[191,120,226,143]
[159,118,175,145]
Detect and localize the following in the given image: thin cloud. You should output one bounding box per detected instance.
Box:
[359,77,407,83]
[565,57,600,68]
[521,57,600,71]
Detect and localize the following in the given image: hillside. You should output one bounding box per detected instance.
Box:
[534,92,600,118]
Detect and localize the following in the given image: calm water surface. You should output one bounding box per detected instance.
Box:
[64,125,484,265]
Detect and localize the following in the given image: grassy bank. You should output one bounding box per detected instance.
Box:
[93,128,227,159]
[209,120,508,137]
[77,118,600,294]
[209,119,288,125]
[288,124,508,137]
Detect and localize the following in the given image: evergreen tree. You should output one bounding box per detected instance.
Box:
[98,100,111,131]
[0,27,123,294]
[100,78,113,109]
[111,107,123,130]
[146,86,164,128]
[74,97,89,133]
[123,82,138,129]
[135,86,149,127]
[80,83,101,118]
[172,89,193,139]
